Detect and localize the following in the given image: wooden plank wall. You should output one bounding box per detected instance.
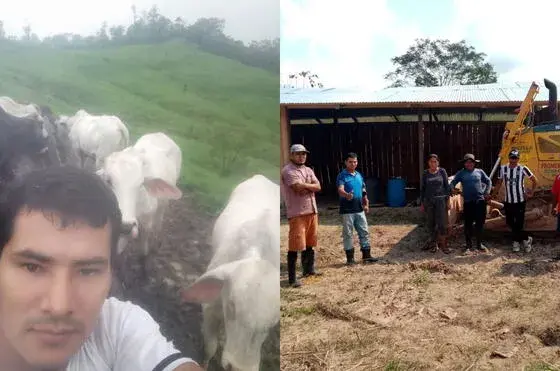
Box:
[423,121,505,176]
[290,121,505,202]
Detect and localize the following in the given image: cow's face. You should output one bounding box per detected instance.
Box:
[181,257,279,371]
[97,149,143,239]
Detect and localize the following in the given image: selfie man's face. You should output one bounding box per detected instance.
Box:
[0,210,112,368]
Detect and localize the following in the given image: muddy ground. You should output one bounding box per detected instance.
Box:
[281,205,560,371]
[113,190,280,370]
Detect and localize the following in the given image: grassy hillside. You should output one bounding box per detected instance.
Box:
[0,40,279,211]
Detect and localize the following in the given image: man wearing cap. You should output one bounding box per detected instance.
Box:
[450,153,492,254]
[281,144,322,288]
[491,149,537,252]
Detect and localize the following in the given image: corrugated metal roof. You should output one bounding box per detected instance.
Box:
[280,81,554,105]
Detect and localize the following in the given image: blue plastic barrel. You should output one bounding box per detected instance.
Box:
[387,177,406,207]
[365,177,380,204]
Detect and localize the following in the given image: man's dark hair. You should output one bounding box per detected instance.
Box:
[345,152,358,160]
[0,165,122,261]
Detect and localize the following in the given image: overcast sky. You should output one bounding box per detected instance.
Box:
[1,0,278,42]
[281,0,560,88]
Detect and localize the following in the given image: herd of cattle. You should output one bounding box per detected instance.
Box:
[0,96,280,371]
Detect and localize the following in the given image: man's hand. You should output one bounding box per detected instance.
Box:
[553,207,558,216]
[345,191,354,200]
[363,204,369,213]
[451,188,460,195]
[292,182,308,194]
[484,194,491,201]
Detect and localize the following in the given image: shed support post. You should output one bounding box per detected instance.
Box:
[280,105,290,167]
[418,112,425,196]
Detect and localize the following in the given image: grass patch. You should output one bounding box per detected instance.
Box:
[525,362,560,371]
[384,359,422,371]
[410,269,431,288]
[282,306,316,318]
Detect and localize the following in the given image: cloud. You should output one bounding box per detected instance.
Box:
[449,0,560,83]
[280,0,423,88]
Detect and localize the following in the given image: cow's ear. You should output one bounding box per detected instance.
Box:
[180,258,254,303]
[143,177,182,200]
[180,276,224,303]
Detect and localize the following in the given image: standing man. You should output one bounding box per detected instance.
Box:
[281,144,322,288]
[336,152,378,265]
[450,153,492,254]
[491,149,537,252]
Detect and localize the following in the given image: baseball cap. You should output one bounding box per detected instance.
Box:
[509,149,520,158]
[290,144,309,153]
[461,153,480,163]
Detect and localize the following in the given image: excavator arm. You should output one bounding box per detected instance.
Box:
[489,82,540,179]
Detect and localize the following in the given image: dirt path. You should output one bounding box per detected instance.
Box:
[281,206,560,371]
[115,191,213,364]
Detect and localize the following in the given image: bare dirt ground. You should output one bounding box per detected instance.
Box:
[113,190,279,370]
[281,205,560,371]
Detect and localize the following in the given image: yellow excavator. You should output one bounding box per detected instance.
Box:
[448,79,560,234]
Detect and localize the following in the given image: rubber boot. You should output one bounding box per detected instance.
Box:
[361,248,378,263]
[287,251,301,287]
[303,247,322,277]
[301,249,309,276]
[345,249,356,265]
[438,235,450,254]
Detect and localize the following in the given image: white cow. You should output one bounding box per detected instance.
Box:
[97,132,183,255]
[181,174,280,371]
[66,110,130,171]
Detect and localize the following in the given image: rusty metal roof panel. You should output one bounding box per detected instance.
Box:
[280,81,552,105]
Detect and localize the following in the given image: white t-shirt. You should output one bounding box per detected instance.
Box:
[66,297,197,371]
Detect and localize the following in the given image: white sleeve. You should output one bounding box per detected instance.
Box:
[106,298,199,371]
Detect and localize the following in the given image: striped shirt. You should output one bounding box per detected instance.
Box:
[498,164,534,203]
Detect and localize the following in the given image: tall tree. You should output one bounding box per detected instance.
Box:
[97,21,110,43]
[22,24,31,41]
[109,25,125,41]
[384,38,498,87]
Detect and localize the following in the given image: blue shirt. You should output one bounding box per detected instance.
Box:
[336,169,365,214]
[450,168,492,202]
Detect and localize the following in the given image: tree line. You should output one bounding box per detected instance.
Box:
[0,5,279,74]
